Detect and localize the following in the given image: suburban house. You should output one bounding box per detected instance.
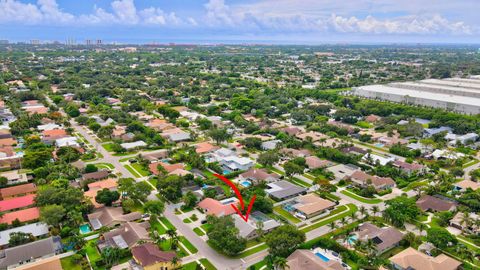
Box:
[81,170,110,182]
[266,180,307,201]
[197,197,238,217]
[14,256,63,270]
[280,126,304,136]
[416,195,458,212]
[305,156,332,170]
[87,207,142,230]
[327,164,360,181]
[41,129,68,145]
[0,236,62,269]
[347,171,395,191]
[362,153,395,166]
[445,132,478,146]
[238,169,279,185]
[194,142,218,154]
[131,243,177,270]
[0,193,35,212]
[120,140,147,151]
[98,221,151,250]
[279,148,311,158]
[454,179,480,192]
[0,183,37,199]
[341,146,368,156]
[0,207,40,224]
[84,178,118,208]
[290,193,336,219]
[148,162,185,175]
[449,212,479,234]
[389,247,461,270]
[0,170,29,185]
[423,126,452,137]
[160,128,191,143]
[55,136,80,148]
[261,139,281,150]
[286,249,345,270]
[392,160,426,175]
[0,222,49,247]
[354,223,404,254]
[233,212,281,240]
[296,131,328,142]
[140,149,169,162]
[220,155,254,172]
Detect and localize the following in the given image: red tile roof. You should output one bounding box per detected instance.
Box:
[0,183,37,198]
[0,207,40,224]
[198,198,237,217]
[0,194,35,212]
[148,162,184,175]
[132,243,176,267]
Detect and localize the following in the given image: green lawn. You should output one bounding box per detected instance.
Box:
[301,204,358,233]
[151,219,168,235]
[273,205,301,224]
[159,217,176,230]
[60,256,84,270]
[249,260,267,270]
[179,236,198,254]
[148,178,158,188]
[102,143,115,152]
[182,261,201,270]
[199,259,217,270]
[131,163,150,177]
[93,162,115,170]
[235,243,268,258]
[124,164,141,178]
[193,227,205,236]
[160,240,189,257]
[340,189,382,204]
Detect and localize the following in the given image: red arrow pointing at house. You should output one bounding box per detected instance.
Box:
[213,174,256,222]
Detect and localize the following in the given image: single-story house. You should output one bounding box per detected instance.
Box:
[305,156,332,170]
[389,247,461,270]
[41,129,67,144]
[279,148,311,158]
[0,207,40,225]
[0,237,62,269]
[84,178,118,208]
[355,223,404,254]
[55,136,80,148]
[0,222,49,247]
[347,171,395,191]
[266,180,307,201]
[87,207,142,230]
[140,149,169,162]
[220,155,254,171]
[82,170,110,182]
[238,169,279,185]
[197,197,238,217]
[454,179,480,192]
[0,170,29,185]
[286,249,345,270]
[341,146,368,156]
[327,164,359,181]
[416,195,457,212]
[450,212,479,234]
[194,142,219,154]
[148,162,185,175]
[261,140,281,150]
[291,193,336,219]
[0,193,35,212]
[14,256,63,270]
[362,153,395,166]
[99,222,150,250]
[131,243,177,270]
[392,160,426,175]
[0,183,37,199]
[120,141,147,151]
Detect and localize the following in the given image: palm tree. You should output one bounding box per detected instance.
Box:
[364,239,377,256]
[273,256,289,270]
[359,206,367,218]
[171,256,180,269]
[340,217,347,227]
[328,222,336,231]
[371,206,379,217]
[256,221,264,239]
[350,212,358,222]
[418,223,427,236]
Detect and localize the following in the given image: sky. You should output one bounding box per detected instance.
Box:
[0,0,479,44]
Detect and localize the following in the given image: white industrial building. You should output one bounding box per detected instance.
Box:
[350,76,480,115]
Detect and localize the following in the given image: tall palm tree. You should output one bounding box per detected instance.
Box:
[371,206,379,217]
[359,206,367,218]
[350,212,358,222]
[171,256,180,269]
[340,217,347,227]
[328,222,336,231]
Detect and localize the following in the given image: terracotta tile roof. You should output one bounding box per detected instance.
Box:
[0,207,40,224]
[195,142,219,154]
[294,194,336,216]
[0,183,37,198]
[132,243,176,266]
[287,249,344,270]
[0,138,17,146]
[389,247,461,270]
[0,194,36,212]
[42,129,67,139]
[349,171,395,190]
[148,162,184,175]
[198,198,237,217]
[305,156,330,169]
[14,256,63,270]
[416,195,457,212]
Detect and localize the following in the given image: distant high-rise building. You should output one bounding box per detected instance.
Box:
[86,39,92,45]
[0,40,9,45]
[96,39,102,45]
[30,39,40,45]
[66,38,76,45]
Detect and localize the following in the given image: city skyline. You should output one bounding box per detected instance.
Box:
[0,0,479,44]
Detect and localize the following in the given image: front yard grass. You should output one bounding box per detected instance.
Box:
[301,204,358,233]
[124,164,141,178]
[199,258,217,270]
[60,256,84,270]
[193,227,205,236]
[131,163,150,177]
[340,189,382,204]
[273,205,301,224]
[179,236,198,254]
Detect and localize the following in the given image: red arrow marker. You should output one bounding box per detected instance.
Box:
[213,174,256,222]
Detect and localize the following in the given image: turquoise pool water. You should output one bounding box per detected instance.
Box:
[374,143,384,148]
[315,252,330,262]
[222,169,232,175]
[79,224,92,234]
[240,181,251,187]
[347,235,358,244]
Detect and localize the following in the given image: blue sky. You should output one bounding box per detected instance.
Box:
[0,0,479,44]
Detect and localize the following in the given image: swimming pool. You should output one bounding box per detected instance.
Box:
[315,252,330,262]
[374,143,384,148]
[79,224,92,234]
[283,203,295,212]
[222,169,232,175]
[347,234,358,245]
[240,181,251,188]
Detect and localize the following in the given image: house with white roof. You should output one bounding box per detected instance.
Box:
[362,153,395,166]
[120,141,147,150]
[55,136,80,148]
